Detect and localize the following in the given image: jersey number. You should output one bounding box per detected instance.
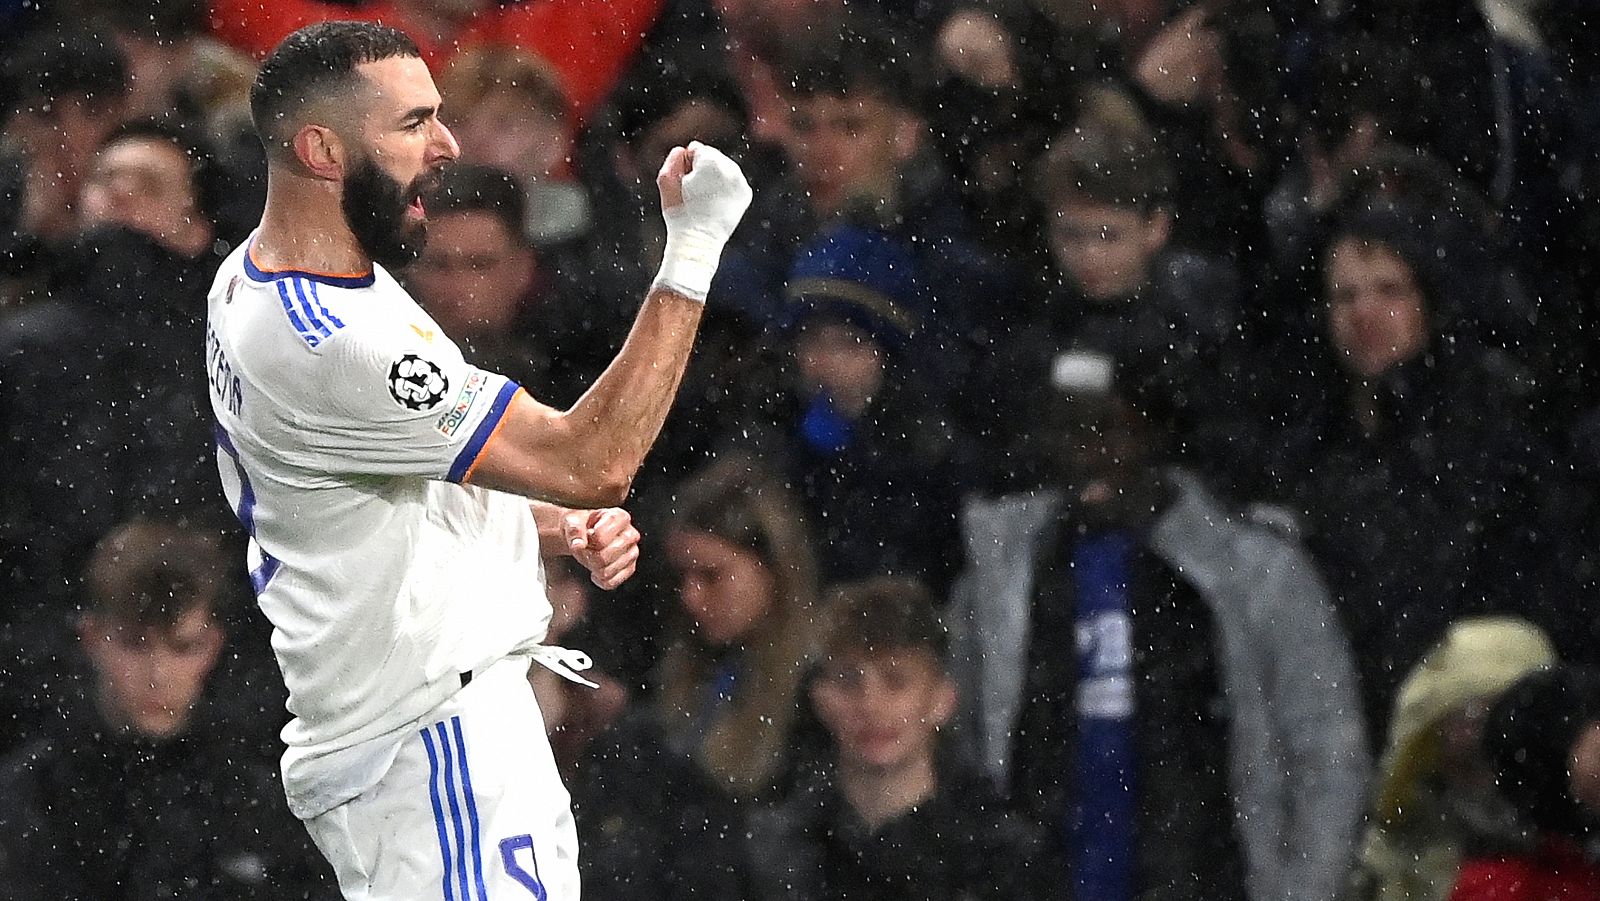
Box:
[499,835,547,898]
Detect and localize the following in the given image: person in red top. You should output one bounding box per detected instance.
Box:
[206,0,664,120]
[1449,666,1600,901]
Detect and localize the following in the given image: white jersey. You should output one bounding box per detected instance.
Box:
[205,238,551,818]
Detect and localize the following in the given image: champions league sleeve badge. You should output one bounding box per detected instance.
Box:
[387,353,449,411]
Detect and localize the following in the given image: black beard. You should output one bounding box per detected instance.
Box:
[341,156,432,270]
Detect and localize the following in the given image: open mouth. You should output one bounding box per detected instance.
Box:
[406,195,426,219]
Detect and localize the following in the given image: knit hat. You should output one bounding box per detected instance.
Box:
[1485,665,1600,837]
[784,223,925,352]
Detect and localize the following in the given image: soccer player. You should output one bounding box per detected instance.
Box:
[204,20,752,899]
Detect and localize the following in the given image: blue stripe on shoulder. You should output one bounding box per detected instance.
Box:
[291,279,331,339]
[275,281,318,347]
[274,279,349,349]
[308,281,346,329]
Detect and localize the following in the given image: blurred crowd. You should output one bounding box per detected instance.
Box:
[2,0,1600,898]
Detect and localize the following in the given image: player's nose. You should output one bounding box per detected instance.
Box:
[430,119,461,163]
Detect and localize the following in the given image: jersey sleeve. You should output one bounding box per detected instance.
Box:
[290,326,521,482]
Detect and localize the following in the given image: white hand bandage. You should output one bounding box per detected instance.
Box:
[653,141,754,303]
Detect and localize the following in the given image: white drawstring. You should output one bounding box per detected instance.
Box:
[529,645,599,689]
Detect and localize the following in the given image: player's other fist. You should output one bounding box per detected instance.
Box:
[562,507,640,590]
[653,141,753,302]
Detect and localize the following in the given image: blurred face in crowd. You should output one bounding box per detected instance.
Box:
[786,89,921,215]
[637,98,745,189]
[1572,722,1600,815]
[666,529,776,647]
[810,647,955,773]
[1435,696,1504,795]
[1048,199,1170,302]
[408,210,534,338]
[454,88,570,183]
[793,318,886,418]
[1044,390,1163,528]
[80,134,213,258]
[6,93,125,184]
[1325,236,1430,379]
[338,57,459,268]
[79,603,224,740]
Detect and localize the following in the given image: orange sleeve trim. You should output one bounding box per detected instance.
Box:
[462,388,526,483]
[248,243,373,280]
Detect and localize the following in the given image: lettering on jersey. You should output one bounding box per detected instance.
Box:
[388,354,449,410]
[409,323,435,343]
[435,370,487,437]
[206,326,244,415]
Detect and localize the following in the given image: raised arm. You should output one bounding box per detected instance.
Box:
[465,142,751,507]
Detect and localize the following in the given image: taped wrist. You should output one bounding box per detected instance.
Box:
[652,227,724,303]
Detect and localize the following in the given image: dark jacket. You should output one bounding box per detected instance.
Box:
[748,763,1062,901]
[569,711,757,900]
[753,370,970,592]
[0,228,238,754]
[1269,343,1559,731]
[0,227,232,598]
[0,706,335,901]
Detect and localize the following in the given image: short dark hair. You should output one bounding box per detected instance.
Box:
[425,164,527,242]
[819,576,947,663]
[2,27,128,116]
[250,21,422,157]
[101,117,226,227]
[784,16,926,115]
[1035,103,1173,214]
[83,519,226,630]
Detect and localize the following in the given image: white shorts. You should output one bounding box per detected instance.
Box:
[303,655,580,900]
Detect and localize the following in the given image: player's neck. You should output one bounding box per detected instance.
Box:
[253,192,373,278]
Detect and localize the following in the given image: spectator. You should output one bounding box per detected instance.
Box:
[0,120,240,749]
[0,518,335,899]
[653,455,830,804]
[1448,665,1600,901]
[967,91,1250,492]
[0,119,233,592]
[1350,616,1559,901]
[89,0,256,128]
[749,575,1061,901]
[86,0,265,236]
[0,26,129,300]
[949,354,1369,901]
[205,0,666,122]
[755,222,968,591]
[438,46,592,247]
[406,163,620,409]
[528,556,757,901]
[1267,200,1562,732]
[743,12,1013,386]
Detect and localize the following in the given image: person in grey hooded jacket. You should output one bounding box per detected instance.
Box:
[948,351,1369,901]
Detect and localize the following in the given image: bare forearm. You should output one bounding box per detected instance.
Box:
[563,285,703,482]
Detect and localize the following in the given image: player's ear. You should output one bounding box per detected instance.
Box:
[293,124,348,181]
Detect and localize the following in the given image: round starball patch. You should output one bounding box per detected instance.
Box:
[388,354,449,410]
